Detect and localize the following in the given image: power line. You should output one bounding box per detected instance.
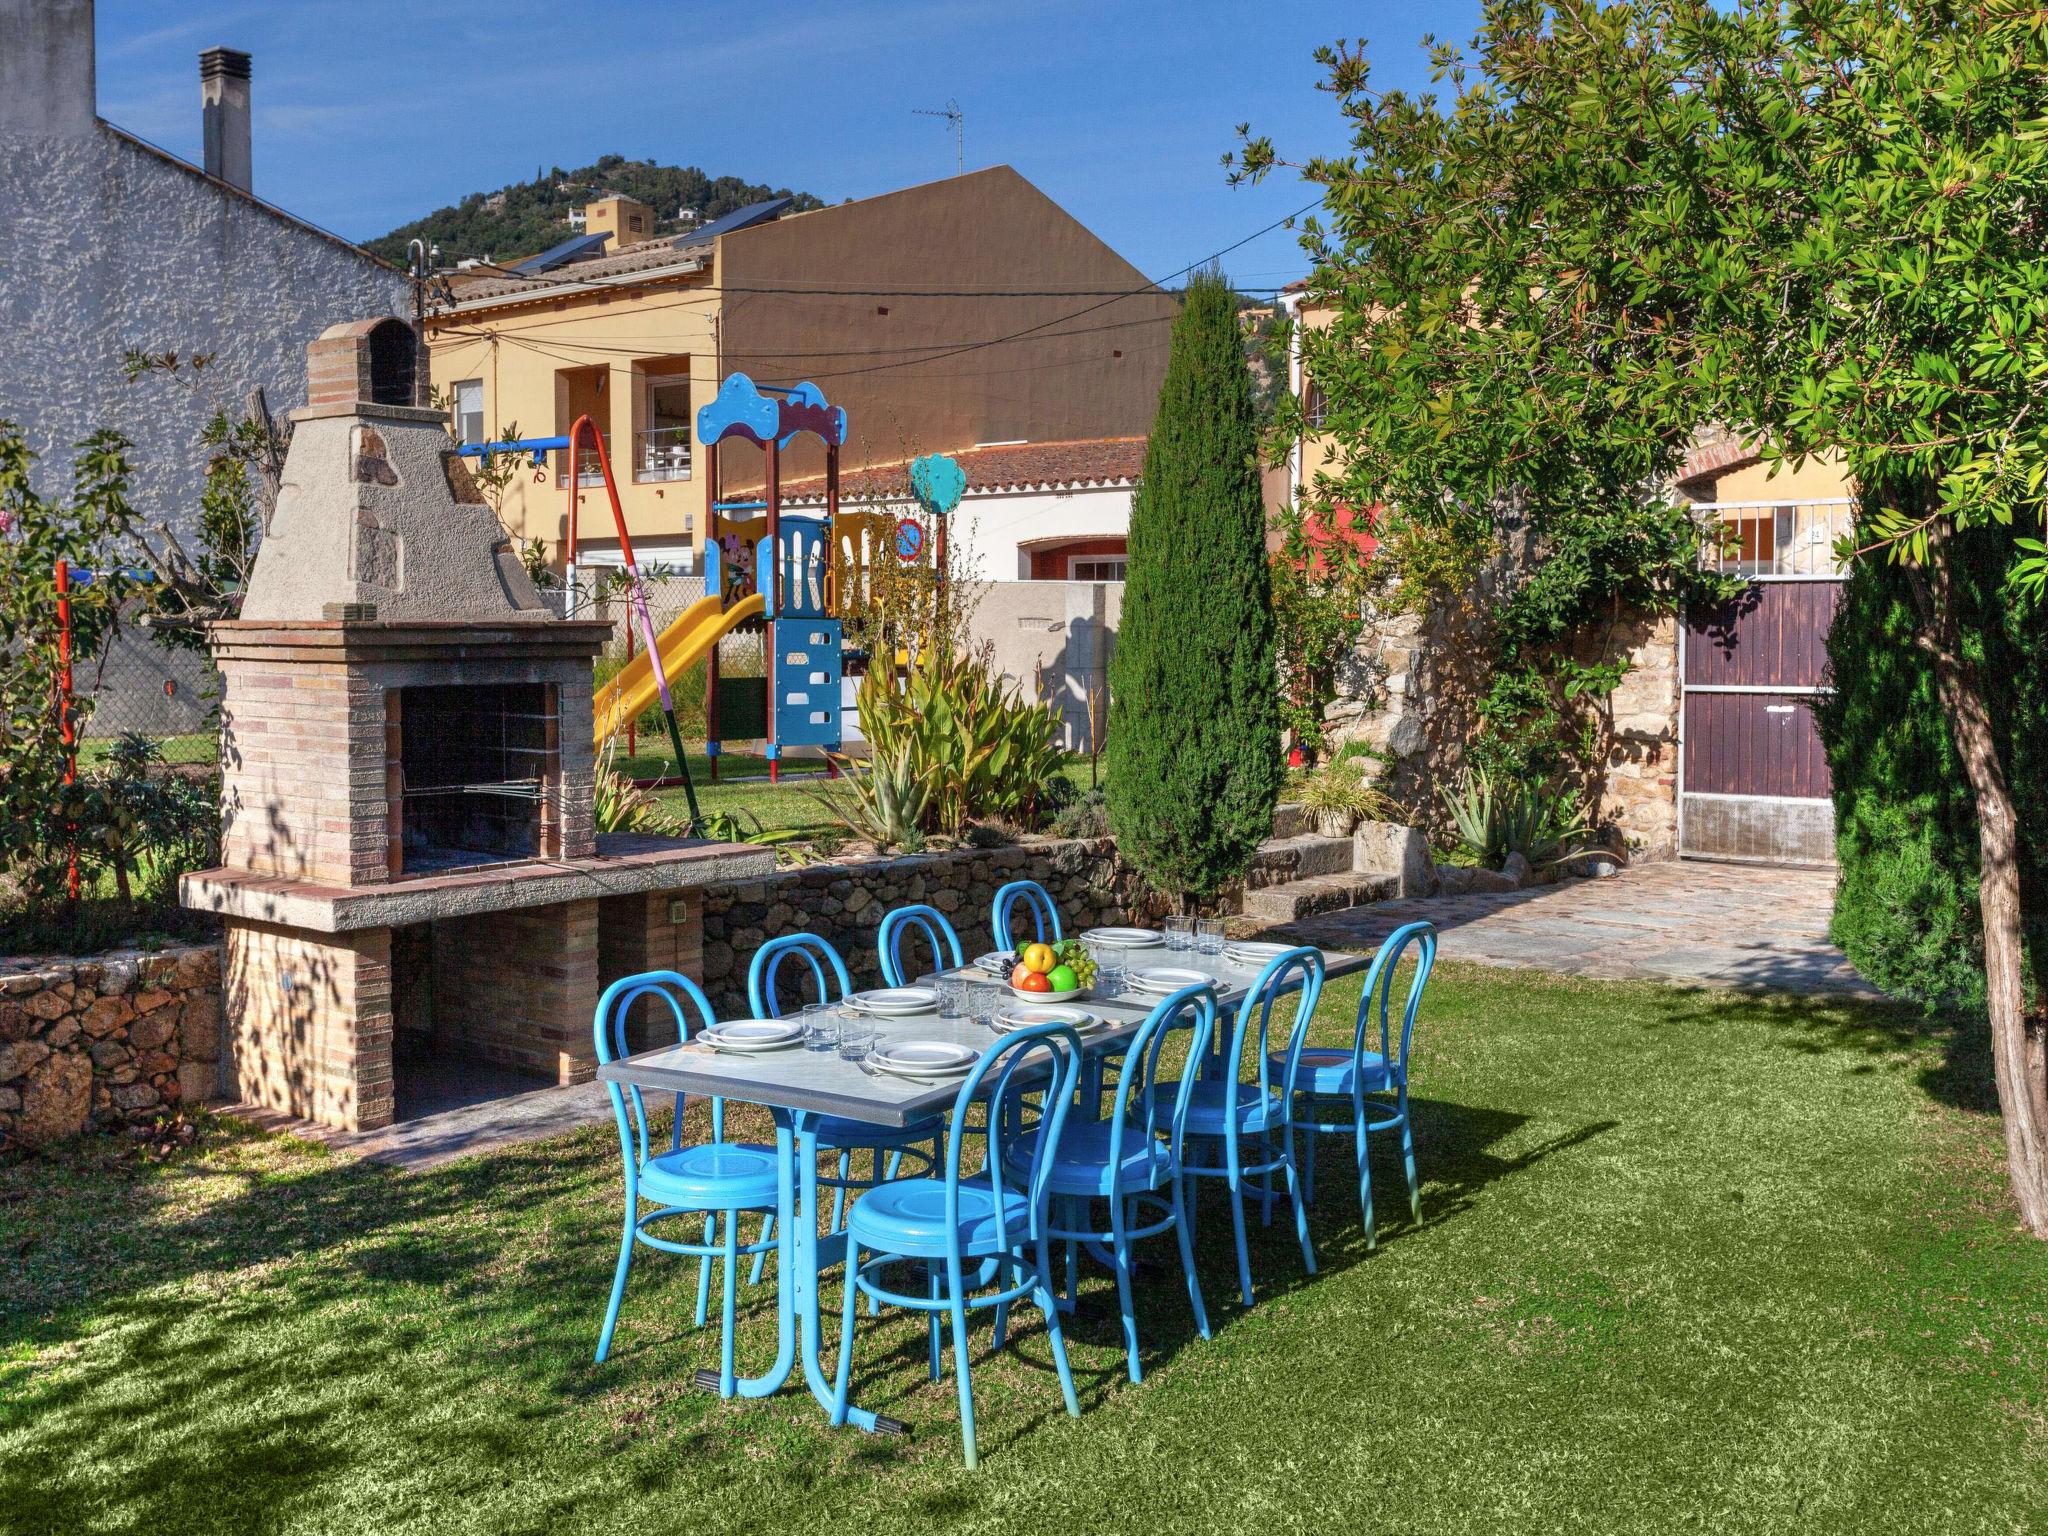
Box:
[432,198,1320,382]
[432,311,1170,361]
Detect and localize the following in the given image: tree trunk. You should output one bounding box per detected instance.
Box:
[1909,526,2048,1236]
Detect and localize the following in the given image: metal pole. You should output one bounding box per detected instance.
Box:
[54,560,79,902]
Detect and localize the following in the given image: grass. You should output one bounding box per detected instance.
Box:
[629,753,1104,840]
[3,965,2043,1534]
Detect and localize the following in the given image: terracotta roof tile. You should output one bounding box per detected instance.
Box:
[438,235,713,305]
[783,437,1146,502]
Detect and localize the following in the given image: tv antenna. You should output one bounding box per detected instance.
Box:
[913,99,964,176]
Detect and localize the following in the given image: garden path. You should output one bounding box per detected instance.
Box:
[1271,859,1872,998]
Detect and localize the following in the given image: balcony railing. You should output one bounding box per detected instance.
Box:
[1697,499,1854,579]
[636,426,693,482]
[558,449,606,489]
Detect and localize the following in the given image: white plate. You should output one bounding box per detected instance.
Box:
[974,951,1017,976]
[1224,941,1294,964]
[868,1040,980,1080]
[1129,966,1212,995]
[848,987,938,1016]
[991,1004,1101,1035]
[1081,926,1165,947]
[1008,984,1085,1004]
[702,1019,802,1052]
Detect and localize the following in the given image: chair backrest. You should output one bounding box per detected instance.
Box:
[877,903,964,987]
[991,879,1062,951]
[1218,946,1327,1132]
[1354,921,1437,1080]
[950,1022,1082,1258]
[748,931,853,1019]
[593,969,720,1167]
[1104,981,1217,1179]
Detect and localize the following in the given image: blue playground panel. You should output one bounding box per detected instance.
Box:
[770,617,842,753]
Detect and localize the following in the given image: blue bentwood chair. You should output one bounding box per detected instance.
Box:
[990,879,1061,953]
[1277,921,1437,1247]
[748,933,940,1269]
[878,903,964,987]
[835,1022,1084,1469]
[1003,981,1215,1383]
[592,971,781,1395]
[1179,946,1325,1307]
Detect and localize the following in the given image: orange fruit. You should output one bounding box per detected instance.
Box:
[1017,970,1052,993]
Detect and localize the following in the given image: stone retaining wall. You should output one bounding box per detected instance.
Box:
[0,945,222,1148]
[700,836,1154,1017]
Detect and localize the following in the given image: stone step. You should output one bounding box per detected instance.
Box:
[1243,833,1358,891]
[1239,869,1400,925]
[1270,802,1311,839]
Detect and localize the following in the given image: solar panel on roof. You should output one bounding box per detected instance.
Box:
[686,196,793,244]
[510,231,612,275]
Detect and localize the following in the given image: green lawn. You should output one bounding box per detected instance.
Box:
[3,966,2042,1534]
[630,752,1103,839]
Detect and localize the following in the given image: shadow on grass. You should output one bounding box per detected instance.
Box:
[1623,981,2000,1117]
[1,1080,1614,1512]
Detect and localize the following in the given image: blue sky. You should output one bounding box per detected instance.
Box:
[94,1,1483,288]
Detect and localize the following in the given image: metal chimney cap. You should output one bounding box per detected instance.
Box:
[199,47,251,81]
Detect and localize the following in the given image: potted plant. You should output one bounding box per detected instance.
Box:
[1296,756,1388,838]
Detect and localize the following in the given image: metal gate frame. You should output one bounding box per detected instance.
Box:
[1677,499,1851,864]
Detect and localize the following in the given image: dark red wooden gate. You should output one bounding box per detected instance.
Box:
[1680,504,1848,862]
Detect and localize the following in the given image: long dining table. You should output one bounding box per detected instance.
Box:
[595,940,1374,1434]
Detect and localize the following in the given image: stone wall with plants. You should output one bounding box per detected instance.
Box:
[698,836,1157,1016]
[0,943,221,1149]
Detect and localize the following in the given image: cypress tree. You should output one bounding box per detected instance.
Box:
[1106,269,1282,905]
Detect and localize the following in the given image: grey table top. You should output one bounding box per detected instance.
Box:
[598,943,1373,1128]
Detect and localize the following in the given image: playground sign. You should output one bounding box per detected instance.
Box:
[894,518,926,563]
[910,453,966,517]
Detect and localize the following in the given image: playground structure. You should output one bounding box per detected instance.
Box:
[463,372,959,791]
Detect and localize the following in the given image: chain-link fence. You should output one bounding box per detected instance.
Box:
[75,620,220,767]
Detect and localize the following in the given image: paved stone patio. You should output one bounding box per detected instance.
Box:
[1271,859,1873,998]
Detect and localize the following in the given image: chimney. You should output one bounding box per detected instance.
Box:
[200,47,252,192]
[0,0,97,137]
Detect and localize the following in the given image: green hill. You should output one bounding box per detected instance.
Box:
[366,153,826,265]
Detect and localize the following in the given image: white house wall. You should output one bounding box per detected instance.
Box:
[952,485,1134,580]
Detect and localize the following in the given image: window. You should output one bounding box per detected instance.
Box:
[1302,377,1330,431]
[1071,557,1127,582]
[451,379,485,446]
[637,370,692,482]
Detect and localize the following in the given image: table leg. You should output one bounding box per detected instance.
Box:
[786,1108,907,1436]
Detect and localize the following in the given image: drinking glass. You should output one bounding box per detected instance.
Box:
[1094,942,1128,998]
[801,1004,839,1053]
[1195,918,1226,957]
[936,972,966,1019]
[837,1013,877,1062]
[967,979,1003,1026]
[1164,915,1195,952]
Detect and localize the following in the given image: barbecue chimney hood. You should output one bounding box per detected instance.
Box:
[238,317,550,625]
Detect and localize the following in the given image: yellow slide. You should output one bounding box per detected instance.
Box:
[593,591,765,744]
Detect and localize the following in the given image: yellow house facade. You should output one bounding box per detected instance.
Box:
[424,167,1177,576]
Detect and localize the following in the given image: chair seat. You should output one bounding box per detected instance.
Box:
[638,1142,781,1210]
[1268,1047,1396,1098]
[811,1113,940,1152]
[999,1118,1174,1197]
[1183,1078,1286,1136]
[847,1176,1033,1259]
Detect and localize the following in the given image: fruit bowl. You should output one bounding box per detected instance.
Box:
[1008,983,1086,1004]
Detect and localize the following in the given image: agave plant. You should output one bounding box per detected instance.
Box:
[1440,765,1593,869]
[811,741,931,850]
[854,646,1066,835]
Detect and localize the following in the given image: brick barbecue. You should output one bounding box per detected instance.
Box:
[182,319,769,1131]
